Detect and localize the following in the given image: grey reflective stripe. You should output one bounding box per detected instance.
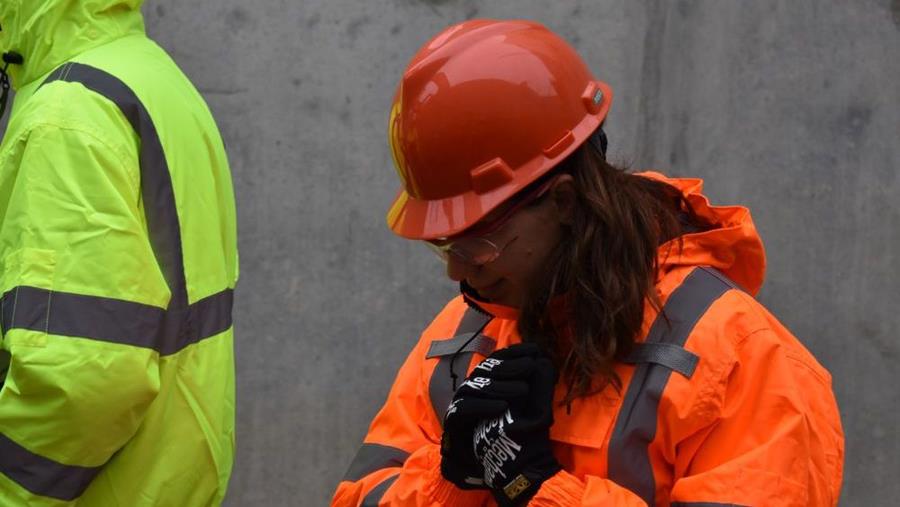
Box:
[608,267,734,505]
[622,342,700,379]
[429,308,493,427]
[342,443,410,483]
[426,332,497,359]
[0,432,102,501]
[701,266,744,291]
[41,62,188,310]
[0,286,233,355]
[361,474,400,507]
[671,503,748,507]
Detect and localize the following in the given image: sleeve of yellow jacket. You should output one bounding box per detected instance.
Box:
[332,300,495,506]
[526,309,844,506]
[0,95,165,505]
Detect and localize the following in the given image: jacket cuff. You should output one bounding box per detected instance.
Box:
[528,470,585,506]
[422,445,489,505]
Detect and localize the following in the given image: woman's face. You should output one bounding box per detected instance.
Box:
[443,176,575,308]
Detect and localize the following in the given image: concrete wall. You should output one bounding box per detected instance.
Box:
[4,0,898,505]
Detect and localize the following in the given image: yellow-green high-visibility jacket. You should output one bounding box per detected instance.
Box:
[0,1,238,505]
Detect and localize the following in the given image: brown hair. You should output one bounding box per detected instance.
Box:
[518,143,711,405]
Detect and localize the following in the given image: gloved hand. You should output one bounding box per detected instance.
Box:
[473,353,560,506]
[440,343,544,490]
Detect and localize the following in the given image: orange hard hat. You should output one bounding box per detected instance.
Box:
[386,19,613,240]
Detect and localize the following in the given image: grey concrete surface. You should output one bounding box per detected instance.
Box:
[2,0,897,505]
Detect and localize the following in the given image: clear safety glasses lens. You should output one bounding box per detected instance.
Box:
[425,237,502,266]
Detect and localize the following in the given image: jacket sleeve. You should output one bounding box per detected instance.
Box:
[331,305,493,507]
[0,121,166,505]
[524,327,844,507]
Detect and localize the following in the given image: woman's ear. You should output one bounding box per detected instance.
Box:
[550,174,576,226]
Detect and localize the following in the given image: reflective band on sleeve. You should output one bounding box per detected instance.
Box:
[671,503,748,507]
[0,286,233,355]
[429,309,493,427]
[0,286,163,343]
[426,332,497,359]
[342,443,410,483]
[361,473,400,507]
[622,342,700,379]
[607,267,734,506]
[0,432,102,501]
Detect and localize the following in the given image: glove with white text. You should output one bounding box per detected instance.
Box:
[440,343,544,490]
[473,354,560,506]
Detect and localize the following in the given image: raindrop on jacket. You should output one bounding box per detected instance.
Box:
[0,1,238,505]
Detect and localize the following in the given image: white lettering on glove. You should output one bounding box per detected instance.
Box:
[474,358,503,372]
[473,410,523,488]
[445,398,462,418]
[461,376,492,391]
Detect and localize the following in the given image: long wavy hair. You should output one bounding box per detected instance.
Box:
[519,141,711,405]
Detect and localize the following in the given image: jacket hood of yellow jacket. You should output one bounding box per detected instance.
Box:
[0,0,145,88]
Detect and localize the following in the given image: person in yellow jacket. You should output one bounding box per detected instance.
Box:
[0,1,238,505]
[333,20,844,506]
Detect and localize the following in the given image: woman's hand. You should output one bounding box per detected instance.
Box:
[440,343,543,490]
[473,352,560,506]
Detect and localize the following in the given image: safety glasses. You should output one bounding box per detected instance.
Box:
[426,175,558,266]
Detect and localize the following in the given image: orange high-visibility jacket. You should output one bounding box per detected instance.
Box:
[333,174,844,506]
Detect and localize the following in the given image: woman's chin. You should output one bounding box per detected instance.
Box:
[487,291,523,309]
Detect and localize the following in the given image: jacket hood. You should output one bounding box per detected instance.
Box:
[0,0,144,88]
[648,171,766,296]
[462,171,767,317]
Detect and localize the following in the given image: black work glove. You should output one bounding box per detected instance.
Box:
[473,353,560,506]
[440,343,544,490]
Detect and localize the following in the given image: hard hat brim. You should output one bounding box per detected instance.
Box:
[386,83,611,240]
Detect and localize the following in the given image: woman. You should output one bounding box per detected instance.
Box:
[333,19,843,506]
